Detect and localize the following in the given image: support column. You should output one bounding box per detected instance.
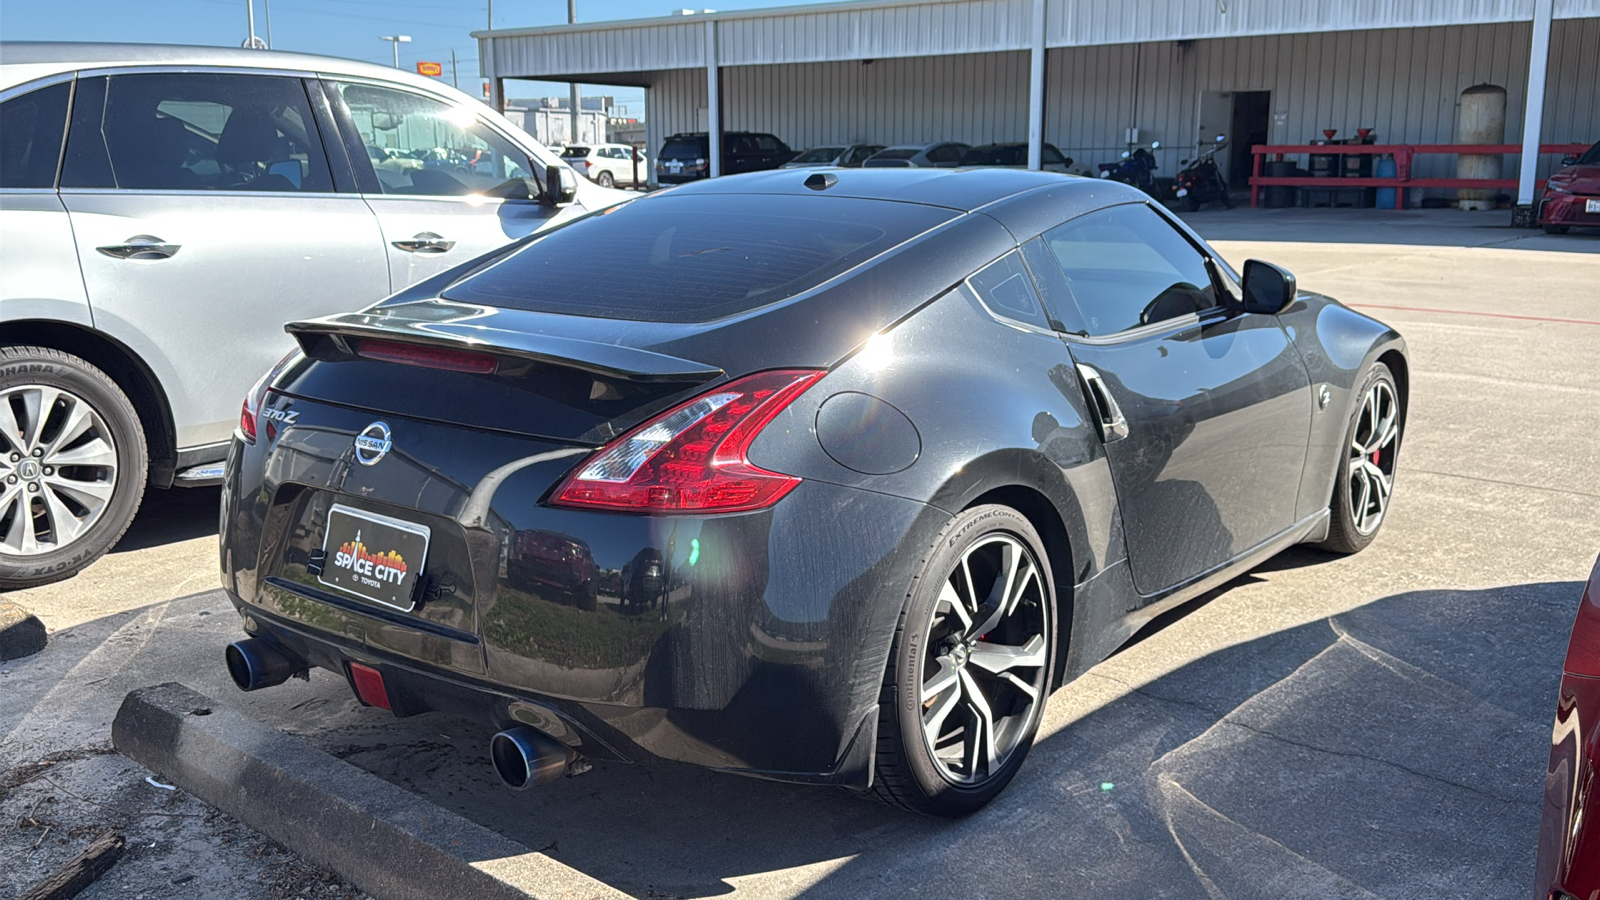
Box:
[706,18,721,178]
[1514,0,1554,222]
[486,38,503,112]
[1027,0,1046,170]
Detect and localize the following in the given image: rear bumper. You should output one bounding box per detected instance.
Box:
[1536,671,1600,899]
[1539,191,1600,227]
[220,420,947,787]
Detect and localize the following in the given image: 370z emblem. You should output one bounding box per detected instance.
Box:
[354,422,392,466]
[260,408,298,425]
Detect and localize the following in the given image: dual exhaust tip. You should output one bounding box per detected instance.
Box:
[226,639,577,790]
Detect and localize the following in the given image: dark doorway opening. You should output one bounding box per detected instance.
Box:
[1229,91,1271,188]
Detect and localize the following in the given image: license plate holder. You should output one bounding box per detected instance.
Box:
[1586,198,1600,214]
[317,503,430,612]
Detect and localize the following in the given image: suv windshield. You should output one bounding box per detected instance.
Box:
[873,148,919,160]
[660,138,705,160]
[444,193,956,323]
[792,147,845,163]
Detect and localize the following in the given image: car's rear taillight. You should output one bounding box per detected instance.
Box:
[355,338,498,374]
[552,369,825,514]
[239,350,300,445]
[1564,555,1600,677]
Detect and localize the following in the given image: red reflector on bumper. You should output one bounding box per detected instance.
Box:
[349,662,392,710]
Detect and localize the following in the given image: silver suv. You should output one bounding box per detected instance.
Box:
[0,43,621,588]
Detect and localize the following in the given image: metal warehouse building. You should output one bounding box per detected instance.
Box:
[475,0,1600,204]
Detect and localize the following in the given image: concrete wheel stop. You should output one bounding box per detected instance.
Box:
[112,683,629,900]
[0,598,48,662]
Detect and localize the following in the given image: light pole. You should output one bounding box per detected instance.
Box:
[380,35,411,69]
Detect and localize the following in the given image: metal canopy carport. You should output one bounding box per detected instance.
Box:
[476,0,1599,207]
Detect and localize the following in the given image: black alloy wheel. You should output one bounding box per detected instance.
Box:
[874,504,1055,817]
[1320,362,1401,554]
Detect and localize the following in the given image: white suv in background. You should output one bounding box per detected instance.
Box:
[0,42,626,589]
[561,143,648,188]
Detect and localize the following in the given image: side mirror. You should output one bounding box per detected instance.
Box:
[1562,155,1578,166]
[543,165,578,207]
[1151,141,1161,149]
[1240,260,1297,315]
[1122,151,1131,159]
[1216,134,1227,143]
[1061,157,1073,167]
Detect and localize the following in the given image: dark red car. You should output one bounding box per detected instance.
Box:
[1536,553,1600,899]
[1538,140,1600,235]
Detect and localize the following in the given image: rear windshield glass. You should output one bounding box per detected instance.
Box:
[443,193,956,323]
[560,146,590,157]
[659,138,705,159]
[792,147,843,163]
[873,148,919,160]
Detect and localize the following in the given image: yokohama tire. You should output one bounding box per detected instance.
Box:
[0,346,148,589]
[1318,362,1401,555]
[873,504,1056,817]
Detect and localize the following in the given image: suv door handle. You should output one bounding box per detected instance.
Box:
[391,232,455,254]
[1076,363,1130,443]
[97,235,180,260]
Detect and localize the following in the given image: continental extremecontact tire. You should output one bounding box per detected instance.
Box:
[873,504,1056,817]
[0,346,148,589]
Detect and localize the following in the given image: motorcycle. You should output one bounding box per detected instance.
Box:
[1098,142,1161,197]
[1174,135,1233,211]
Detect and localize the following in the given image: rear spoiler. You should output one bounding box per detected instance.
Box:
[285,300,723,385]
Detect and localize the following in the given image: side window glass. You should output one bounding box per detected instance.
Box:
[1020,237,1085,335]
[1044,203,1218,336]
[967,250,1052,331]
[63,73,332,192]
[331,81,534,196]
[0,81,71,189]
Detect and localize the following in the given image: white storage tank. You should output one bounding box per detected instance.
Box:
[1456,84,1506,211]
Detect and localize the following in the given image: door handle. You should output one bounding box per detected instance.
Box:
[391,232,455,254]
[97,235,180,260]
[1076,363,1130,443]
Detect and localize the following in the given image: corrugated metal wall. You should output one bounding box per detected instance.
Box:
[483,0,1600,78]
[645,18,1598,186]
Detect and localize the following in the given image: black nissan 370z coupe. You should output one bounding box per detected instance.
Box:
[219,168,1406,817]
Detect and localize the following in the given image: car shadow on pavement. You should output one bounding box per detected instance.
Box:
[304,578,1576,898]
[111,486,222,554]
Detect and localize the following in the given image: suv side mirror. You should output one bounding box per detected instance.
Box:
[544,165,578,207]
[1240,259,1297,315]
[1562,155,1578,166]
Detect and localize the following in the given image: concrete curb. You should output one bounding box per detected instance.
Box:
[112,683,630,900]
[0,598,47,662]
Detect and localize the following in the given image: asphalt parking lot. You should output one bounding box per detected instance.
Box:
[3,207,1598,899]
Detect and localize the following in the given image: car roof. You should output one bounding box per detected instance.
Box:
[657,166,1102,213]
[0,41,455,95]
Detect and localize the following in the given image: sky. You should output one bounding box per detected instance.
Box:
[0,0,830,116]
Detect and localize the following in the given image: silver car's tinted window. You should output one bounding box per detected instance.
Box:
[445,193,956,323]
[60,73,332,193]
[0,82,71,189]
[1044,203,1218,336]
[330,81,534,196]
